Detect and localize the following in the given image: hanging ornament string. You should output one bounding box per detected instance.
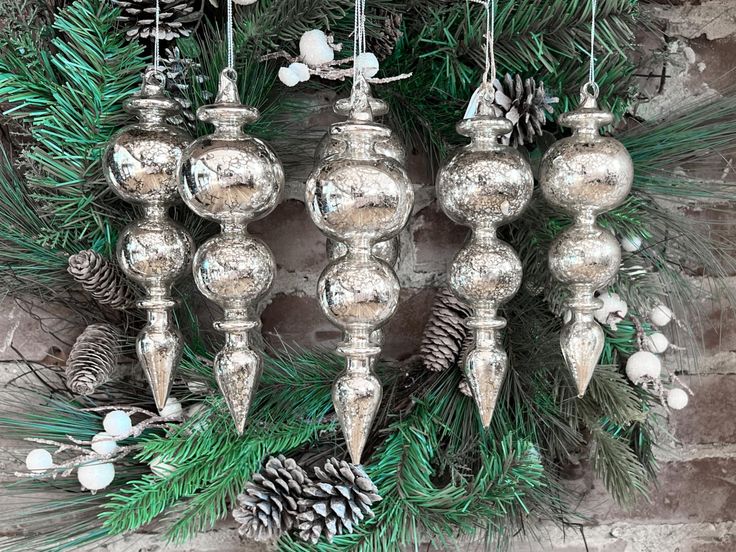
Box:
[465,0,497,119]
[352,0,367,86]
[227,0,235,72]
[586,0,599,98]
[153,0,161,73]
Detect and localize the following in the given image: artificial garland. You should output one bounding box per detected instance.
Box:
[0,0,735,551]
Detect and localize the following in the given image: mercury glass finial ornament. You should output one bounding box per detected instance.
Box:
[540,86,633,396]
[436,84,534,427]
[178,69,285,434]
[305,75,414,464]
[103,68,194,411]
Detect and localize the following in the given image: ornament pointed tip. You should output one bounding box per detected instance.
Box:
[333,369,382,468]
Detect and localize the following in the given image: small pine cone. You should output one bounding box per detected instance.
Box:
[112,0,201,42]
[493,73,559,147]
[65,324,121,395]
[368,12,402,60]
[296,458,381,544]
[420,287,472,372]
[233,455,311,543]
[68,250,135,310]
[458,377,472,397]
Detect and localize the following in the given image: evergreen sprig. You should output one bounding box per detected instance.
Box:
[0,0,146,294]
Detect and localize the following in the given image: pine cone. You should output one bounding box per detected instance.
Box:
[368,12,402,60]
[420,287,472,372]
[65,324,121,395]
[493,74,559,147]
[458,377,472,397]
[68,250,135,310]
[112,0,201,42]
[296,459,381,544]
[233,455,311,543]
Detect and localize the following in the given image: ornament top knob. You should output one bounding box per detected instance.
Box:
[334,74,389,121]
[457,84,513,142]
[558,87,614,134]
[197,69,260,135]
[124,69,181,123]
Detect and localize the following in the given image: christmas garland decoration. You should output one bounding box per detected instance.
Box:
[0,0,735,550]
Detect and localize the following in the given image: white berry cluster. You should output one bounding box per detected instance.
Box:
[23,397,191,492]
[277,29,380,87]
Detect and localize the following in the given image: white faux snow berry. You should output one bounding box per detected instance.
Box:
[299,29,334,66]
[278,66,300,87]
[103,410,132,439]
[289,62,311,82]
[649,304,673,327]
[625,351,662,383]
[355,52,380,78]
[621,235,643,253]
[150,456,176,478]
[78,462,115,491]
[159,397,183,419]
[91,432,119,456]
[644,332,669,354]
[233,0,258,4]
[25,449,53,472]
[666,388,689,410]
[594,292,628,327]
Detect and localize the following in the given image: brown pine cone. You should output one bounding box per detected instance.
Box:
[68,250,135,310]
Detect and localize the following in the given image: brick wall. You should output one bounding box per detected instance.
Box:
[2,1,736,550]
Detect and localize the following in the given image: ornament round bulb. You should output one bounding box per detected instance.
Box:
[103,69,194,411]
[540,87,633,396]
[78,462,115,491]
[178,69,284,434]
[305,76,414,463]
[103,410,132,438]
[667,388,689,410]
[436,83,534,427]
[625,351,662,383]
[26,449,53,472]
[91,432,119,456]
[650,304,673,327]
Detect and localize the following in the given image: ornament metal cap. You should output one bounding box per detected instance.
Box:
[197,69,260,129]
[124,68,181,117]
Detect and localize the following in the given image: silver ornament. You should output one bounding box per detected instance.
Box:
[178,69,285,433]
[305,75,414,463]
[540,87,633,396]
[436,83,534,428]
[104,68,194,411]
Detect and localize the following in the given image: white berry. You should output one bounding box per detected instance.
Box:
[649,304,673,327]
[644,332,669,354]
[150,456,176,478]
[621,235,643,252]
[299,30,334,66]
[77,462,115,491]
[667,388,689,410]
[91,432,119,456]
[278,66,300,87]
[25,449,53,472]
[103,410,132,439]
[625,351,662,383]
[594,292,628,326]
[289,62,311,82]
[355,52,380,78]
[160,397,183,419]
[233,0,258,4]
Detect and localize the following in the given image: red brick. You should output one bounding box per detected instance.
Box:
[249,200,326,274]
[382,287,437,360]
[412,201,468,273]
[670,375,736,444]
[591,457,736,524]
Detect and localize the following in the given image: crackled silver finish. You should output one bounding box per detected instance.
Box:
[436,84,534,428]
[103,68,193,412]
[178,69,284,434]
[305,76,414,464]
[540,89,633,396]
